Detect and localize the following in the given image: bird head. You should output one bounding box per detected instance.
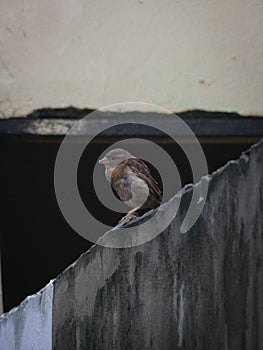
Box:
[99,148,135,168]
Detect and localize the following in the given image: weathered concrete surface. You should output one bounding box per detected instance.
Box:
[1,1,263,116]
[0,281,53,350]
[53,139,263,350]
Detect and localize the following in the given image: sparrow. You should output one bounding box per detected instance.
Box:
[99,148,162,222]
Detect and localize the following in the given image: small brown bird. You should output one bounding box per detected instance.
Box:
[99,148,162,222]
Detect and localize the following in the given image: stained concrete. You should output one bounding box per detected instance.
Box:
[0,281,53,350]
[0,139,262,349]
[52,139,263,350]
[1,1,263,116]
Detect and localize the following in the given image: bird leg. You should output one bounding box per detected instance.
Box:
[119,207,141,223]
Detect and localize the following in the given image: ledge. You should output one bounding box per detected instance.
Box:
[0,110,263,141]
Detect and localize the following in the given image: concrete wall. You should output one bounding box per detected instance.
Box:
[0,139,262,349]
[1,0,263,117]
[0,282,53,350]
[52,138,262,349]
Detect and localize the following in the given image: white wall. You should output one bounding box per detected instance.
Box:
[0,0,263,117]
[0,281,53,350]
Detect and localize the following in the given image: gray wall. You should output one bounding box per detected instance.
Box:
[0,139,262,349]
[0,282,53,350]
[52,139,263,350]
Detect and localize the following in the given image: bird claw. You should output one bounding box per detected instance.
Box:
[119,212,139,224]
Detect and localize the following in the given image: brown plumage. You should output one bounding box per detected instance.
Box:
[99,148,162,222]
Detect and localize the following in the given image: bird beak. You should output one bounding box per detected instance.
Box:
[98,156,108,164]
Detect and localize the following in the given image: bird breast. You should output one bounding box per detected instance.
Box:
[104,158,161,210]
[122,174,149,208]
[106,166,149,208]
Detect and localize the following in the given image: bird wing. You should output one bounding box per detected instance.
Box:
[111,158,162,208]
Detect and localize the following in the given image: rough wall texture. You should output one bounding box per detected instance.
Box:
[0,282,53,350]
[0,140,262,349]
[1,0,263,117]
[52,139,263,350]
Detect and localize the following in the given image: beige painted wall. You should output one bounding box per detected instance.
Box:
[0,0,263,117]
